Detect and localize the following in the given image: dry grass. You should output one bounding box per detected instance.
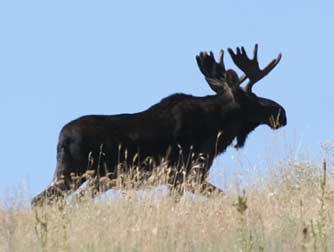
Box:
[2,150,334,251]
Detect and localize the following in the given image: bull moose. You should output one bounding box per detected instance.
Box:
[32,44,286,205]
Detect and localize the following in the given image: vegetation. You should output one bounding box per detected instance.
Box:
[1,144,334,252]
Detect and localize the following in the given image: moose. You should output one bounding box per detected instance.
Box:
[32,44,286,205]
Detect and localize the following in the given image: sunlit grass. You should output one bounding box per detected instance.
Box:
[1,145,334,252]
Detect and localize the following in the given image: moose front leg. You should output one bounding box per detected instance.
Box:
[198,181,224,197]
[187,168,224,197]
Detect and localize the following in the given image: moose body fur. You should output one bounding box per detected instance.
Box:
[32,45,287,205]
[56,93,240,177]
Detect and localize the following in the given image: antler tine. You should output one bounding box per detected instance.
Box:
[253,44,258,61]
[218,50,225,66]
[196,51,215,77]
[196,50,228,94]
[228,44,282,93]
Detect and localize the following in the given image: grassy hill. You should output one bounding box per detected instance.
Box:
[1,154,334,252]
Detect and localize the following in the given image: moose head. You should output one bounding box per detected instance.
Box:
[196,44,286,147]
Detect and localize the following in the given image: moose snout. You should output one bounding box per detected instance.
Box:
[278,108,287,127]
[270,108,287,129]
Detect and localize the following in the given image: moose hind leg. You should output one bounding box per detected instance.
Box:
[31,183,67,207]
[31,149,87,207]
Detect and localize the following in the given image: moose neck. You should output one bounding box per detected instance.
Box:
[230,89,264,148]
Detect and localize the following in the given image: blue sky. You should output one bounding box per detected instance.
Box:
[1,1,333,198]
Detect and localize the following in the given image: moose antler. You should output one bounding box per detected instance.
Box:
[227,44,282,93]
[196,50,239,94]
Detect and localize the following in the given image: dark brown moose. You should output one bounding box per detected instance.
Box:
[32,44,286,205]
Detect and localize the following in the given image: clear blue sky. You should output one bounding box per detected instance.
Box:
[1,1,333,198]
